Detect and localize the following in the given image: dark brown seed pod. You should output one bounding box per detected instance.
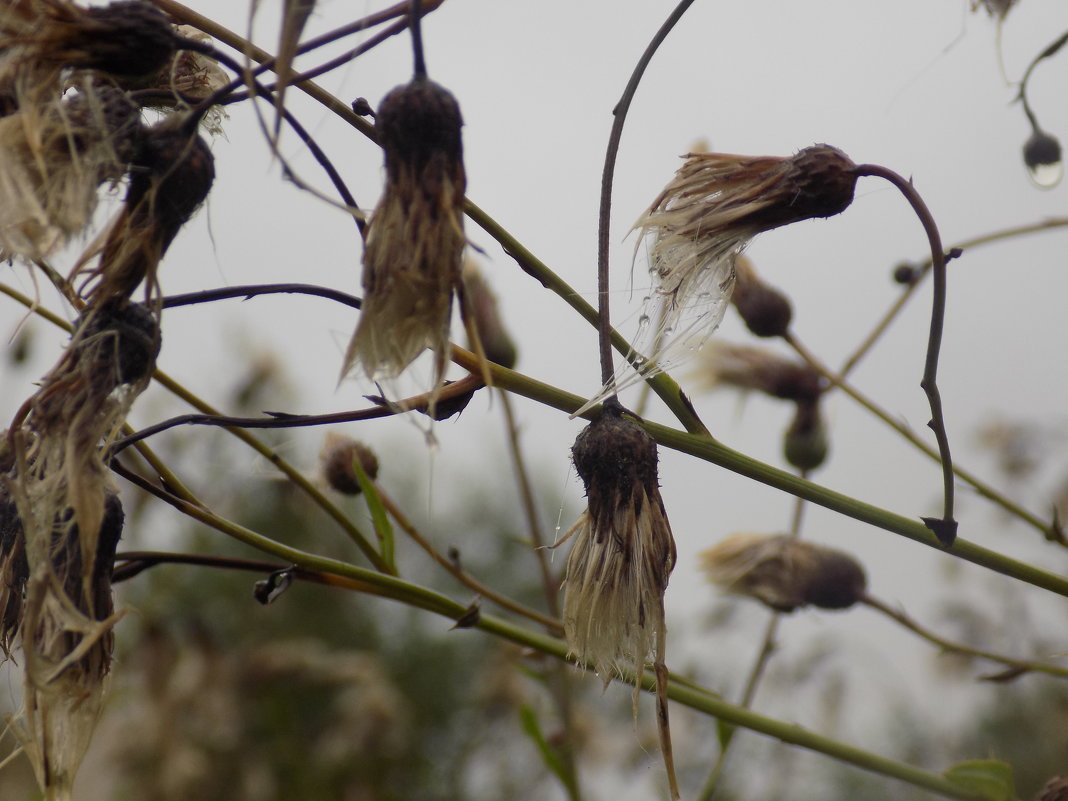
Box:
[731,254,793,338]
[320,433,379,496]
[376,76,464,188]
[692,342,822,403]
[72,301,161,389]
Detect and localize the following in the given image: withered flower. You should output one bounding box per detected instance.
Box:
[462,259,517,369]
[689,341,822,403]
[0,80,139,259]
[731,253,793,338]
[563,408,676,683]
[144,25,230,132]
[319,432,379,496]
[76,114,215,304]
[3,299,158,797]
[629,144,856,381]
[0,0,176,102]
[701,533,867,612]
[342,77,466,396]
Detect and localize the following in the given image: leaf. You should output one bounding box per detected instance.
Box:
[518,705,569,787]
[943,759,1017,801]
[352,455,394,571]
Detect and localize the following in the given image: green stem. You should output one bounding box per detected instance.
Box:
[120,462,989,801]
[447,345,1068,600]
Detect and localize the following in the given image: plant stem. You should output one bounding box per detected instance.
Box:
[855,164,956,545]
[446,344,1068,600]
[596,0,697,392]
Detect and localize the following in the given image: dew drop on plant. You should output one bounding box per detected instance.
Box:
[1028,160,1063,189]
[1022,128,1063,188]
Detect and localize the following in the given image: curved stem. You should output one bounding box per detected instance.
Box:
[855,164,956,546]
[446,344,1068,600]
[786,332,1059,543]
[596,0,697,392]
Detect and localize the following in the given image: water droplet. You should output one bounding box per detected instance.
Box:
[1029,160,1063,188]
[1023,128,1063,188]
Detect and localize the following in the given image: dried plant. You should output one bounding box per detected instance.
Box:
[342,76,466,401]
[701,532,867,612]
[0,80,139,259]
[689,341,823,402]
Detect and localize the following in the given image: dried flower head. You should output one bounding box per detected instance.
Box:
[731,254,793,338]
[701,533,867,612]
[620,144,855,392]
[0,80,139,259]
[690,341,822,403]
[462,259,517,369]
[342,77,466,397]
[563,409,676,683]
[319,432,379,495]
[783,399,829,471]
[0,0,176,104]
[76,114,215,303]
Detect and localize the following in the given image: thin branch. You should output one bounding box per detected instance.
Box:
[855,164,956,546]
[861,594,1068,681]
[596,0,697,393]
[786,331,1061,544]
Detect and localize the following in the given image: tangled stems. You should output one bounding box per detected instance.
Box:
[111,460,988,801]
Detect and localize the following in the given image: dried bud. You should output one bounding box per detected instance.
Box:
[462,260,517,368]
[563,409,676,684]
[783,400,829,471]
[72,301,161,389]
[892,262,920,286]
[1023,128,1063,188]
[690,342,822,403]
[731,254,793,337]
[87,115,215,302]
[1037,775,1068,801]
[342,77,466,396]
[320,433,379,495]
[701,533,867,612]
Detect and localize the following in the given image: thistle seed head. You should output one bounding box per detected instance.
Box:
[564,410,676,684]
[701,533,866,612]
[343,78,466,393]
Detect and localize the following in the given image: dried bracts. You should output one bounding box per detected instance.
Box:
[563,409,676,682]
[78,116,215,304]
[0,81,140,259]
[342,76,466,397]
[1,305,158,799]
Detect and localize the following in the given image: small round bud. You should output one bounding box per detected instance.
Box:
[731,255,792,338]
[892,262,919,286]
[320,433,379,495]
[784,400,829,471]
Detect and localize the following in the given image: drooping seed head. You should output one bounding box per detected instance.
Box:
[783,400,829,471]
[690,342,822,403]
[701,533,867,612]
[564,410,676,685]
